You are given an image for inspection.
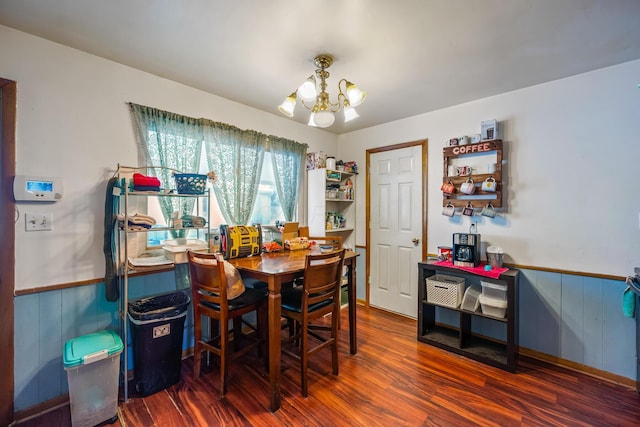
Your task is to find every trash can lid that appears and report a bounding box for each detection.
[128,290,191,321]
[63,329,123,368]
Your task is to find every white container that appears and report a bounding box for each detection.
[426,274,465,308]
[162,238,208,263]
[326,156,336,170]
[481,281,507,301]
[460,285,481,312]
[479,294,508,318]
[486,246,504,267]
[63,330,123,427]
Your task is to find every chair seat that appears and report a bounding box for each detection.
[201,287,268,311]
[242,277,269,289]
[281,285,332,313]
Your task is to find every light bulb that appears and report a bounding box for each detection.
[343,106,359,123]
[297,76,317,103]
[345,81,366,107]
[278,93,297,117]
[313,110,335,128]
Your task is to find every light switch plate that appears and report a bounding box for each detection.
[25,213,52,231]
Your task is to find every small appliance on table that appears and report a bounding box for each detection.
[452,233,481,267]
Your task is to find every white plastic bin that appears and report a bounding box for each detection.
[479,294,508,318]
[63,330,123,427]
[461,286,481,312]
[481,281,507,301]
[161,238,208,263]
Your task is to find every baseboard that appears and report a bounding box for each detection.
[12,394,69,425]
[519,347,636,390]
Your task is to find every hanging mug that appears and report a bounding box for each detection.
[462,202,475,216]
[460,178,475,195]
[481,176,497,192]
[442,202,455,217]
[440,180,456,194]
[481,203,496,218]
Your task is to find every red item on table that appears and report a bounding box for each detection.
[433,260,508,279]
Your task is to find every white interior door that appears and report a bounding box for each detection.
[369,145,423,317]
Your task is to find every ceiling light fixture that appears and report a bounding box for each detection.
[278,54,366,128]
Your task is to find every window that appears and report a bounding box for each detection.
[146,149,285,247]
[129,103,307,248]
[249,152,285,225]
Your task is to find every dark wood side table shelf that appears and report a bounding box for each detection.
[417,260,520,372]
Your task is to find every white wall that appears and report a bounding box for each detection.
[339,59,640,277]
[0,25,338,290]
[4,22,640,288]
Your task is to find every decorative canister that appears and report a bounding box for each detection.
[437,246,452,261]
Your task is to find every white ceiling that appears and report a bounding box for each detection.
[1,0,640,134]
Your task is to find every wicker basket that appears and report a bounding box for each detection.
[426,274,465,308]
[174,174,207,194]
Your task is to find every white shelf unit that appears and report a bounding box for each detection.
[114,165,210,401]
[307,168,356,248]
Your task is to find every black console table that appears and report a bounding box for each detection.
[417,260,519,372]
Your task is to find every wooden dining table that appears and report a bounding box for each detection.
[228,248,359,412]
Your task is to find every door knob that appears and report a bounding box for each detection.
[412,238,420,246]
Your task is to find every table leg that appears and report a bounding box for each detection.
[347,258,358,355]
[267,276,282,411]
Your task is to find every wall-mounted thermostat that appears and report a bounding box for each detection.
[13,175,63,202]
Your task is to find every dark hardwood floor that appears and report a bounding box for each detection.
[15,306,640,426]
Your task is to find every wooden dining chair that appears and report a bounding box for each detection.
[280,249,346,397]
[187,250,268,397]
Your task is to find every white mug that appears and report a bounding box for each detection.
[442,202,455,217]
[481,203,496,218]
[456,165,472,176]
[460,178,475,195]
[481,177,497,192]
[458,136,469,145]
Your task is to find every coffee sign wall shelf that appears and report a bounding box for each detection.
[442,139,503,208]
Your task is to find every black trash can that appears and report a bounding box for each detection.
[128,290,191,396]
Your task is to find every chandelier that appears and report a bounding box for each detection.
[278,54,366,128]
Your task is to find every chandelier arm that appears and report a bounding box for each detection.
[327,97,342,112]
[299,99,316,111]
[338,78,348,95]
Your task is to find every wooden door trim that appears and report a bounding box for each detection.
[365,139,428,306]
[1,78,16,425]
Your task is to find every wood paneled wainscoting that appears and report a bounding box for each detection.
[16,305,640,426]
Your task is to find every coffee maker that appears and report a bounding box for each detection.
[453,233,481,267]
